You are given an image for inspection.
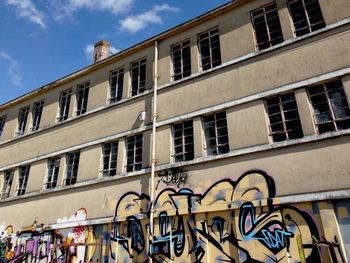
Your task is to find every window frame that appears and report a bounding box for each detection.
[307,79,350,134]
[16,106,30,136]
[265,92,304,142]
[171,39,192,81]
[76,82,90,116]
[45,157,61,189]
[109,67,124,103]
[1,170,14,199]
[126,134,143,172]
[0,115,7,140]
[65,151,80,186]
[102,141,118,176]
[17,165,30,196]
[202,111,229,156]
[130,58,147,97]
[198,27,222,71]
[287,0,326,37]
[250,1,284,51]
[172,120,194,162]
[31,100,44,132]
[58,88,72,122]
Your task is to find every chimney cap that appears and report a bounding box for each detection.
[94,40,111,48]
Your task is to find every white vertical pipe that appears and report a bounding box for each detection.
[149,40,159,263]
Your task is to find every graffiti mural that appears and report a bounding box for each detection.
[112,170,322,262]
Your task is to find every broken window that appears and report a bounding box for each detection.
[126,134,143,172]
[17,106,30,136]
[266,92,304,142]
[251,2,284,51]
[173,120,194,162]
[287,0,325,37]
[46,157,60,189]
[0,115,6,140]
[198,27,222,71]
[31,100,44,131]
[102,141,118,176]
[65,152,80,186]
[1,170,14,199]
[171,39,191,81]
[203,111,229,156]
[58,88,72,122]
[17,165,30,196]
[76,82,90,116]
[131,58,146,96]
[307,79,350,134]
[110,67,124,103]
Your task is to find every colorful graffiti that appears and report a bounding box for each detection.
[111,170,322,262]
[0,209,107,263]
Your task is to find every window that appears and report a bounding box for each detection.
[251,2,284,51]
[266,92,304,142]
[17,165,30,196]
[198,28,221,71]
[76,82,90,116]
[110,68,124,103]
[131,58,146,96]
[173,120,194,162]
[307,80,350,134]
[65,152,80,186]
[203,111,229,155]
[1,170,14,199]
[102,141,118,176]
[17,106,30,136]
[0,115,6,140]
[126,134,143,172]
[171,40,191,81]
[31,100,44,131]
[287,0,325,37]
[45,157,60,189]
[58,88,72,122]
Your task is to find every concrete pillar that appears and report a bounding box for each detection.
[193,116,204,158]
[276,0,295,40]
[227,100,269,150]
[57,155,67,187]
[142,130,152,169]
[342,74,350,104]
[190,35,200,74]
[117,138,126,174]
[295,88,316,136]
[9,168,18,197]
[155,125,171,165]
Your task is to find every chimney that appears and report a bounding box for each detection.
[93,40,111,63]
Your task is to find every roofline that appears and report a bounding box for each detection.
[0,0,245,110]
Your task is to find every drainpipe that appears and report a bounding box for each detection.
[149,40,159,262]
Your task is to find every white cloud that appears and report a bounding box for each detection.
[120,4,179,34]
[0,51,23,87]
[49,0,135,21]
[84,43,119,62]
[5,0,47,28]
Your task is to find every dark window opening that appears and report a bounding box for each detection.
[131,59,146,96]
[46,157,60,189]
[76,82,90,116]
[251,2,284,51]
[17,165,30,196]
[65,152,80,186]
[110,68,124,103]
[17,106,30,136]
[0,115,7,140]
[173,120,194,162]
[1,170,14,199]
[308,80,350,134]
[198,28,222,71]
[58,88,72,122]
[126,134,143,172]
[266,92,304,142]
[31,100,44,131]
[102,141,118,176]
[287,0,325,37]
[203,111,229,155]
[171,40,191,81]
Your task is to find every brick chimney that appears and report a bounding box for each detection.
[93,40,111,63]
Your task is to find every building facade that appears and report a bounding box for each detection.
[0,0,350,262]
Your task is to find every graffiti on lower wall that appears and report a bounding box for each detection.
[0,170,347,262]
[111,170,322,262]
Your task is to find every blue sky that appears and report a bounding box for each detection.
[0,0,229,105]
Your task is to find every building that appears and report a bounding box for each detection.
[0,0,349,262]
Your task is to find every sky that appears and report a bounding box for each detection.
[0,0,230,105]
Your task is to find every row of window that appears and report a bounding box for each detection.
[2,79,349,198]
[0,0,328,141]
